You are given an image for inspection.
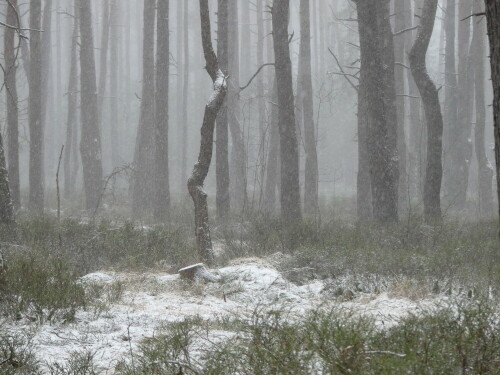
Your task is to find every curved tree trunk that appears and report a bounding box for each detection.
[272,0,302,223]
[188,0,227,265]
[5,0,20,210]
[409,0,443,221]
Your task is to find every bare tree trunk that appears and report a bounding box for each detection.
[64,0,79,199]
[154,0,170,222]
[473,0,493,218]
[484,0,500,224]
[355,0,398,222]
[0,132,14,225]
[299,0,319,216]
[409,0,443,221]
[442,0,458,204]
[79,0,104,211]
[272,0,302,223]
[264,80,280,212]
[109,0,120,168]
[188,0,227,265]
[180,0,190,190]
[357,77,372,220]
[132,0,156,214]
[216,0,230,220]
[394,0,408,214]
[228,0,248,214]
[29,0,44,212]
[98,0,110,127]
[256,0,266,210]
[4,0,20,210]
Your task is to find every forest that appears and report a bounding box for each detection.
[0,0,499,373]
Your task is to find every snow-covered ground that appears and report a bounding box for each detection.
[4,257,443,373]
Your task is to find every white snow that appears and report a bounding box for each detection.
[3,257,444,373]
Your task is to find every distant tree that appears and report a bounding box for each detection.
[98,0,110,127]
[0,133,14,225]
[298,0,319,216]
[484,0,500,224]
[132,0,156,214]
[4,0,20,210]
[355,0,399,222]
[272,0,302,223]
[109,0,120,168]
[79,0,104,210]
[216,0,230,220]
[28,0,44,212]
[154,0,171,222]
[409,0,443,221]
[188,0,227,265]
[64,0,80,199]
[180,0,190,189]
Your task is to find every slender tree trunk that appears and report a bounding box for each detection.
[29,0,44,212]
[409,0,443,221]
[132,0,156,213]
[473,0,493,218]
[98,0,110,127]
[299,0,319,216]
[5,0,20,210]
[109,0,120,168]
[188,0,227,265]
[264,80,280,212]
[272,0,302,223]
[484,0,500,224]
[79,0,104,211]
[395,0,408,213]
[442,0,458,203]
[0,132,14,225]
[356,0,398,222]
[257,0,266,210]
[181,0,190,190]
[64,0,79,198]
[228,0,248,214]
[216,0,230,220]
[154,0,171,222]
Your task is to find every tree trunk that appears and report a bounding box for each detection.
[4,0,20,210]
[355,0,398,222]
[188,0,227,266]
[264,80,280,212]
[216,0,230,220]
[180,0,190,190]
[228,0,248,214]
[79,0,104,211]
[98,0,110,129]
[484,0,500,224]
[357,76,372,220]
[473,0,493,218]
[0,132,14,225]
[154,0,170,222]
[257,0,266,210]
[272,0,302,223]
[299,0,319,216]
[109,0,120,168]
[64,0,80,199]
[29,0,44,212]
[132,0,156,214]
[409,0,443,221]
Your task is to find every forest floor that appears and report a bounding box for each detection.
[6,256,448,373]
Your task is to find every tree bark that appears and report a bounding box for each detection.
[188,0,227,266]
[79,0,104,211]
[154,0,171,222]
[216,0,230,220]
[180,0,190,189]
[355,0,398,222]
[264,80,280,212]
[473,0,493,218]
[272,0,302,223]
[28,0,44,212]
[299,0,319,216]
[64,0,80,199]
[109,0,120,168]
[484,0,500,224]
[0,132,14,225]
[97,0,110,129]
[4,0,20,210]
[132,0,156,214]
[409,0,443,221]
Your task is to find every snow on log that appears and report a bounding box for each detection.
[178,263,220,283]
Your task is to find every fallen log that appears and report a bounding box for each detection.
[178,263,220,283]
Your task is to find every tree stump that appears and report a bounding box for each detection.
[178,263,220,283]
